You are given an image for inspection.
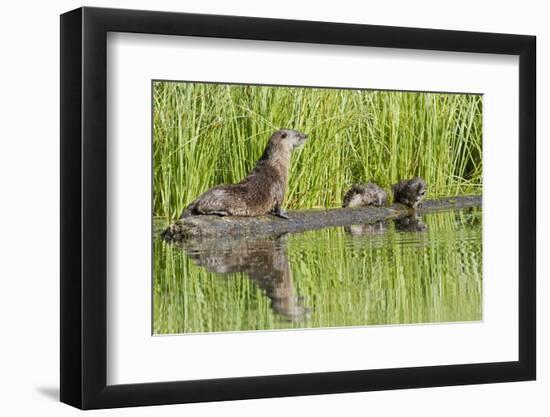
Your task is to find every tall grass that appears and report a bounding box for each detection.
[153,82,482,220]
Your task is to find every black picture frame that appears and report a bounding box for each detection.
[60,6,536,410]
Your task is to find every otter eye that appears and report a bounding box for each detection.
[281,133,287,139]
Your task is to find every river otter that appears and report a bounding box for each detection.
[181,129,307,219]
[392,177,427,209]
[342,183,387,208]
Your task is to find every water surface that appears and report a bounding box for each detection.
[153,208,482,334]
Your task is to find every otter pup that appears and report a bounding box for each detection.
[342,183,387,208]
[392,177,427,209]
[181,129,308,219]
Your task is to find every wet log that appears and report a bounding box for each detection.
[162,195,482,240]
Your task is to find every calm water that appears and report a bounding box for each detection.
[153,208,482,334]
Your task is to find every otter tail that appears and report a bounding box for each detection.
[160,202,196,241]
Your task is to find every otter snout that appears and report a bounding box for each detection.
[294,132,308,148]
[272,128,308,149]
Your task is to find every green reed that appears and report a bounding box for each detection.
[153,82,482,220]
[154,209,482,334]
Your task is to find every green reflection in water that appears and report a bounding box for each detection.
[153,208,482,334]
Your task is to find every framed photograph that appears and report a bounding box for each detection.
[60,6,536,409]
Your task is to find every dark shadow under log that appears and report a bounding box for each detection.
[162,195,482,240]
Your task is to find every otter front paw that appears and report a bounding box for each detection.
[272,203,289,220]
[275,212,290,220]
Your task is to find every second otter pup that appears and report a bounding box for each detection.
[181,129,308,219]
[342,183,387,208]
[392,177,427,209]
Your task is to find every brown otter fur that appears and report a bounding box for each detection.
[392,177,427,209]
[342,183,387,208]
[181,129,307,219]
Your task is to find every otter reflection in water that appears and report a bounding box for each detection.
[344,221,388,236]
[176,235,308,323]
[394,213,427,232]
[344,214,426,237]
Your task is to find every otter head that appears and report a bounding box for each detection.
[410,177,427,205]
[270,129,308,151]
